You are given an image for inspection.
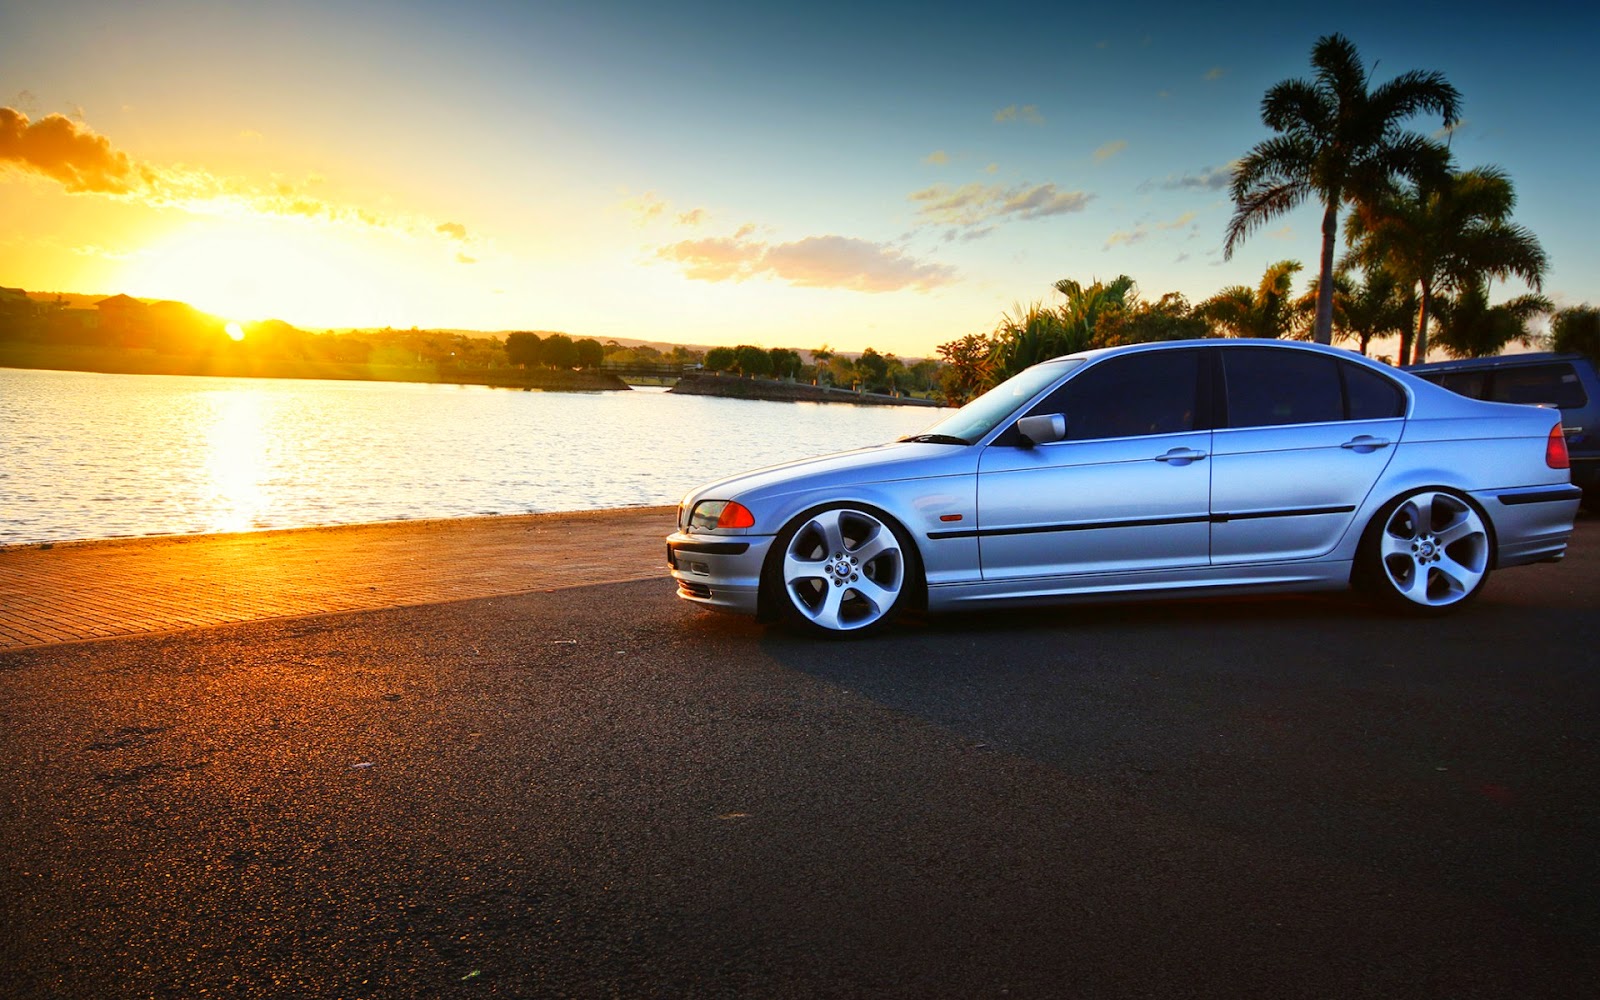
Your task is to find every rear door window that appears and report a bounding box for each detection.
[1222,349,1343,427]
[1342,363,1407,420]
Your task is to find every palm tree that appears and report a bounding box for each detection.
[989,275,1137,379]
[1297,267,1414,356]
[1224,33,1460,346]
[989,301,1074,379]
[1430,282,1551,359]
[1345,164,1547,363]
[1199,260,1308,339]
[1054,274,1137,347]
[810,343,834,385]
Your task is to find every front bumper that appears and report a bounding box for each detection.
[666,531,778,615]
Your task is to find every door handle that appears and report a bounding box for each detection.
[1154,448,1208,463]
[1340,435,1391,451]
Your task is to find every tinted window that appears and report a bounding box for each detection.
[1223,349,1342,427]
[1026,350,1199,441]
[1343,363,1406,420]
[1489,364,1589,409]
[1436,371,1489,399]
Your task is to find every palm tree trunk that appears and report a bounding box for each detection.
[1314,204,1338,345]
[1414,281,1434,364]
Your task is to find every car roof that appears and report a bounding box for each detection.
[1051,338,1394,369]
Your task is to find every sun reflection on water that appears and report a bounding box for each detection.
[201,389,272,533]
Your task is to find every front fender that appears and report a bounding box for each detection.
[750,476,979,590]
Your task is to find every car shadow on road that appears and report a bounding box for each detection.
[748,583,1600,935]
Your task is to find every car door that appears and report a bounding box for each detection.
[1210,348,1406,564]
[976,348,1212,580]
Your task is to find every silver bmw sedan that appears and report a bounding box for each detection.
[667,340,1580,636]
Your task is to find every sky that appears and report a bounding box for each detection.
[2,0,1596,357]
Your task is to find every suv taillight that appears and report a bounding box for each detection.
[1546,423,1569,469]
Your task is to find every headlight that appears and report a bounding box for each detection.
[689,500,756,531]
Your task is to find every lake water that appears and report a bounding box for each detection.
[0,368,948,546]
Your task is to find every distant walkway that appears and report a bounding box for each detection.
[0,507,674,650]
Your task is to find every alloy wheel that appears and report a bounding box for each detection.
[780,507,906,632]
[1378,490,1490,608]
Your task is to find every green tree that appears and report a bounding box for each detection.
[733,344,772,377]
[855,347,889,390]
[935,333,995,406]
[810,344,835,385]
[1199,260,1308,339]
[767,347,802,380]
[1094,292,1208,347]
[1430,283,1551,359]
[704,346,735,372]
[1056,275,1136,348]
[908,358,941,394]
[665,345,704,366]
[1224,33,1460,345]
[1550,306,1600,363]
[1345,164,1547,363]
[1303,268,1414,357]
[541,333,578,368]
[573,337,604,368]
[989,276,1136,381]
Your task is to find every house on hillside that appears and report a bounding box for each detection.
[0,286,40,340]
[94,293,151,347]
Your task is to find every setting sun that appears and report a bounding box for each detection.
[224,321,245,341]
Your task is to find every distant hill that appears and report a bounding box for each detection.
[14,288,920,362]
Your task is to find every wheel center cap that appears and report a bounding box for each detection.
[1417,538,1437,560]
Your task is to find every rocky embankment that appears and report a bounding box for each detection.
[667,373,941,406]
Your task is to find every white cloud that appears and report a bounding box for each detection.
[994,104,1045,125]
[1103,211,1197,250]
[1145,162,1237,192]
[1093,140,1128,162]
[655,232,956,292]
[909,181,1093,231]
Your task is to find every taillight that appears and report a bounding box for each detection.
[1546,423,1569,469]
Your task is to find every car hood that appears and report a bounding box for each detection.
[684,441,978,508]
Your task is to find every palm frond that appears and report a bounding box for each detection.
[1309,34,1367,110]
[1261,79,1330,135]
[1368,70,1462,129]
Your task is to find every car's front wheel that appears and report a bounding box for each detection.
[769,505,915,636]
[1360,488,1492,614]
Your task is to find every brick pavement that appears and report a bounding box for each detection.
[0,507,676,650]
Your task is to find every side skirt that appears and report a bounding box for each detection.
[925,560,1353,611]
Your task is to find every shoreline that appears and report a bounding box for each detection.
[668,371,943,406]
[0,504,678,554]
[0,347,630,392]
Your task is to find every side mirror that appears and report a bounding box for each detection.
[1016,413,1067,447]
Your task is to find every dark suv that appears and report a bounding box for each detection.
[1406,352,1599,504]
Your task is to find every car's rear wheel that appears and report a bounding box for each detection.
[769,505,914,636]
[1360,488,1491,614]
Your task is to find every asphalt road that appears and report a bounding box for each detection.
[3,521,1598,999]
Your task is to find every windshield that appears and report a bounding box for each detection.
[910,359,1083,443]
